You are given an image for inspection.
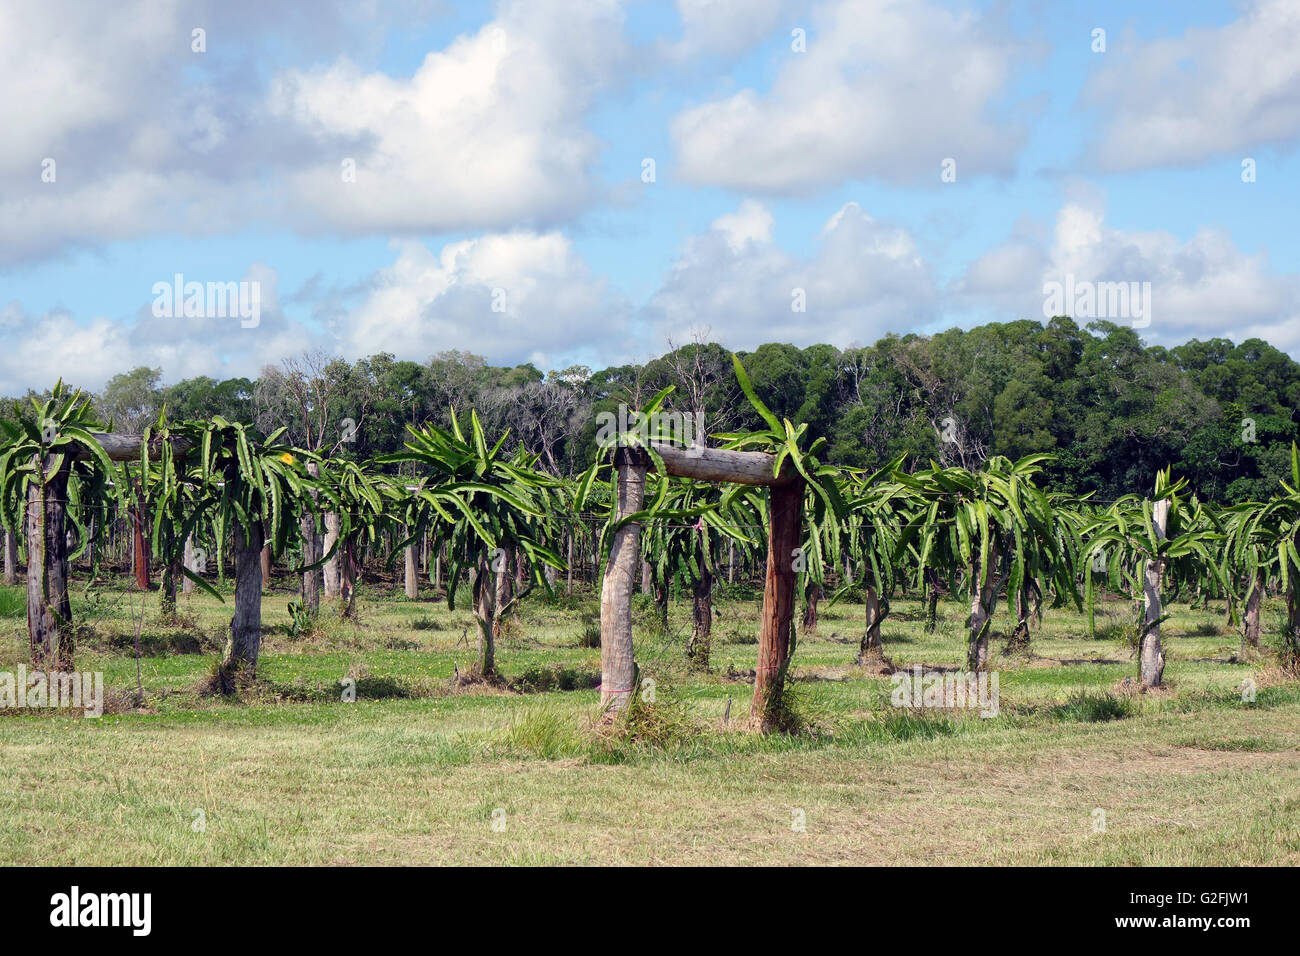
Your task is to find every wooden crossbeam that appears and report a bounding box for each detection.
[649,442,797,487]
[86,434,192,462]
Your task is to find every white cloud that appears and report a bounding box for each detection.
[269,0,625,233]
[670,0,1029,192]
[0,0,179,180]
[665,0,791,60]
[0,173,265,265]
[953,198,1300,351]
[0,0,616,263]
[711,198,776,250]
[646,199,936,348]
[336,232,630,369]
[1084,0,1300,171]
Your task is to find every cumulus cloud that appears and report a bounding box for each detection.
[646,199,937,349]
[663,0,792,61]
[711,198,776,250]
[670,0,1030,192]
[269,0,626,233]
[0,0,617,264]
[334,232,631,371]
[952,197,1300,351]
[1083,0,1300,171]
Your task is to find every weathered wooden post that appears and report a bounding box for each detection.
[339,531,361,617]
[404,527,419,600]
[130,494,150,590]
[221,517,264,688]
[859,582,884,665]
[1243,569,1264,653]
[301,461,322,612]
[26,455,73,669]
[494,545,514,614]
[1140,498,1170,689]
[182,534,197,595]
[565,533,573,595]
[323,511,341,598]
[259,543,272,592]
[600,447,648,714]
[753,479,802,730]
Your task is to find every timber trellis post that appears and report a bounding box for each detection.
[598,441,804,732]
[1140,497,1170,689]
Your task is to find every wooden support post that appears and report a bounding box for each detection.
[301,461,322,612]
[404,526,419,600]
[26,455,73,670]
[494,545,513,615]
[131,504,150,590]
[859,583,884,664]
[323,512,341,598]
[600,447,648,714]
[472,549,497,675]
[751,479,802,732]
[1140,498,1170,689]
[182,535,196,595]
[220,518,264,688]
[340,534,358,615]
[565,534,573,595]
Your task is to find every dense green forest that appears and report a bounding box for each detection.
[7,317,1297,503]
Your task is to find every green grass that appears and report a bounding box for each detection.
[0,585,24,619]
[0,571,1297,865]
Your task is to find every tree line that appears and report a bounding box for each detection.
[5,317,1297,504]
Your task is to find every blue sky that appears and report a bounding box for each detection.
[2,0,1297,392]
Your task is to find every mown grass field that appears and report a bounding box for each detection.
[1,572,1298,865]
